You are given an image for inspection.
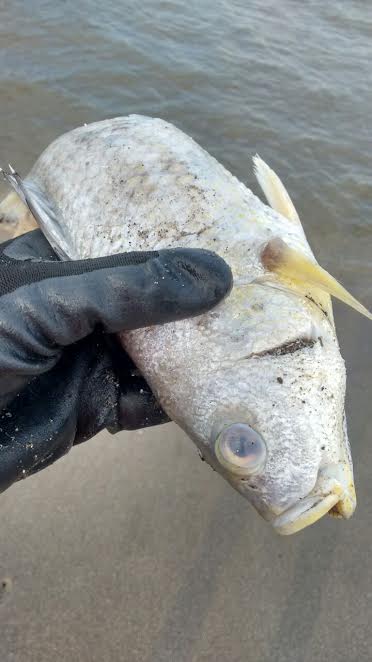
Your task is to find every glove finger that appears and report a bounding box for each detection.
[0,229,59,262]
[102,335,170,432]
[0,335,169,493]
[0,242,232,349]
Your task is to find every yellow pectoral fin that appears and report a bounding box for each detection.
[253,155,300,224]
[262,237,372,321]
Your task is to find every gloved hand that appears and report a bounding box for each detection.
[0,229,232,492]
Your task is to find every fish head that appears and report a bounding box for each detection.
[188,283,356,535]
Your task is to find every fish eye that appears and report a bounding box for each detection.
[215,423,267,476]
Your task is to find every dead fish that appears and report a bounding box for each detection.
[1,115,371,534]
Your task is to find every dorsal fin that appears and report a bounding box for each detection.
[253,155,300,223]
[262,237,372,321]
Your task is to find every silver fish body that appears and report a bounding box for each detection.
[2,115,358,534]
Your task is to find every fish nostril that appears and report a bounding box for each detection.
[240,479,258,489]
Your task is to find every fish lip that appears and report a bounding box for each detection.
[271,463,356,535]
[272,492,341,535]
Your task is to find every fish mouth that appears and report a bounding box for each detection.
[272,463,356,535]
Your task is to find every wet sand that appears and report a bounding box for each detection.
[2,414,372,662]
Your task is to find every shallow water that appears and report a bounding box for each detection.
[1,2,372,661]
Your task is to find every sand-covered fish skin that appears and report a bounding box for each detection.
[1,115,364,534]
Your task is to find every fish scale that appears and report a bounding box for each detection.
[2,114,369,534]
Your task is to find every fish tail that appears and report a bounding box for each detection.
[0,165,70,258]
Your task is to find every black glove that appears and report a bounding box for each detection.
[0,229,232,492]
